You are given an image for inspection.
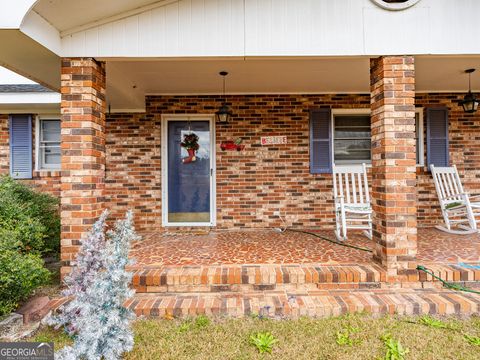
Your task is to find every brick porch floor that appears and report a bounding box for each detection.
[417,228,480,263]
[130,228,480,267]
[49,228,480,320]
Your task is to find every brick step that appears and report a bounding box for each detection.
[418,264,480,283]
[130,264,387,293]
[127,288,480,319]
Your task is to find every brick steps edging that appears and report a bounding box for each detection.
[418,264,480,283]
[130,263,480,293]
[126,288,480,319]
[48,288,480,320]
[130,264,387,293]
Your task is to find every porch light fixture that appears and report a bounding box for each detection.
[215,71,233,123]
[461,68,479,114]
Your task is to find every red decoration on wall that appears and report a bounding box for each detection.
[220,138,244,151]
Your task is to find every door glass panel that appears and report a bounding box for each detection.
[167,121,211,223]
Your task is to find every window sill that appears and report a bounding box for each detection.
[334,163,425,168]
[33,169,61,178]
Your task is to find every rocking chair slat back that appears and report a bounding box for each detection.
[358,172,364,203]
[430,164,477,234]
[431,165,464,203]
[351,173,357,204]
[333,164,370,206]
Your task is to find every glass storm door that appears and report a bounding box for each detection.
[166,120,213,225]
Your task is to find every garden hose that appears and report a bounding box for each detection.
[285,228,373,253]
[282,232,480,294]
[416,265,480,295]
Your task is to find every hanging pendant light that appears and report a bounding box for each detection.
[461,68,479,113]
[215,71,233,123]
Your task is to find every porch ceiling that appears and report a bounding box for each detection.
[105,56,480,112]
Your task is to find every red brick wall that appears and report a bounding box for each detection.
[104,93,480,232]
[105,113,161,231]
[2,93,479,232]
[0,114,61,197]
[0,114,9,173]
[107,94,366,232]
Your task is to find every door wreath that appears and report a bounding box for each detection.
[181,133,199,164]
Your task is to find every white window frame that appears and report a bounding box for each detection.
[331,108,424,167]
[35,115,61,171]
[415,110,425,167]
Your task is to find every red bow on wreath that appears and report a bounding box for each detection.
[181,133,199,164]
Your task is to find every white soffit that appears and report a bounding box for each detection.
[105,57,371,111]
[105,56,480,112]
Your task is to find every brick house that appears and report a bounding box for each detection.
[2,0,480,295]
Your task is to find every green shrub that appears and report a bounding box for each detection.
[0,197,46,253]
[0,249,50,316]
[0,176,60,255]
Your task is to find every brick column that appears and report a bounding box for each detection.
[60,58,106,277]
[370,56,417,282]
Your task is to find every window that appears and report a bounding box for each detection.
[310,109,426,174]
[333,114,371,164]
[37,118,61,170]
[331,109,424,166]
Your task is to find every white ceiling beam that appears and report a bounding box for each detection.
[21,11,62,55]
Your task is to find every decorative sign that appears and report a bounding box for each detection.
[261,136,287,146]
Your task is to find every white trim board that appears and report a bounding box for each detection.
[0,92,60,104]
[160,114,216,227]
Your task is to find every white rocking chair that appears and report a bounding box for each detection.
[430,164,480,234]
[332,164,373,241]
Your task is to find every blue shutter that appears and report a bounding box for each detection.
[426,108,449,168]
[9,115,32,179]
[310,109,332,174]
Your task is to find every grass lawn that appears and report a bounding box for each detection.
[30,313,480,359]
